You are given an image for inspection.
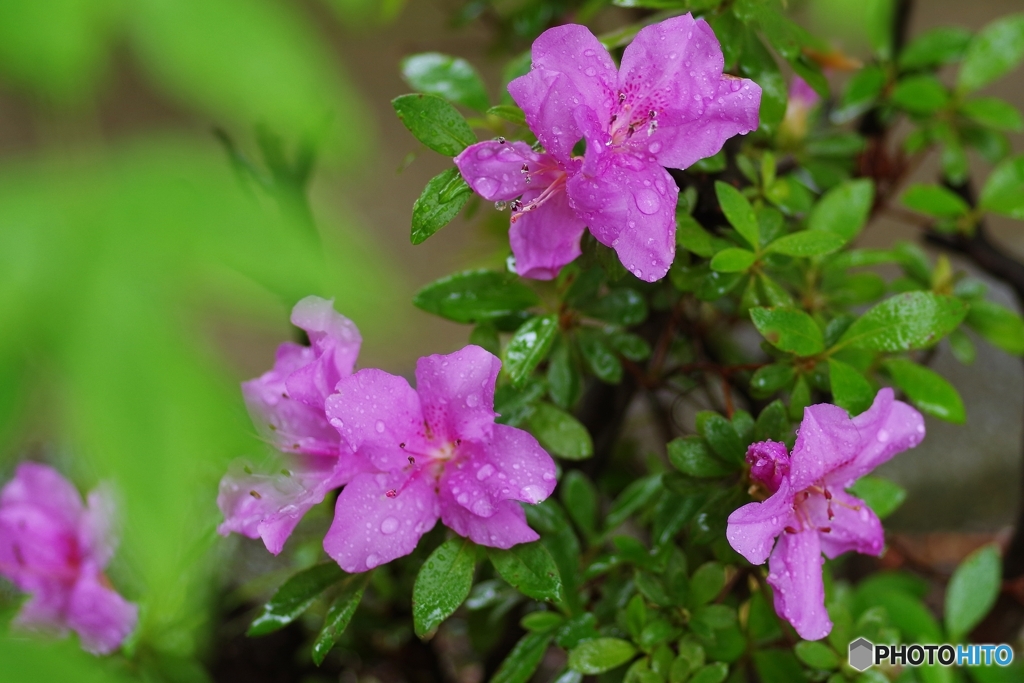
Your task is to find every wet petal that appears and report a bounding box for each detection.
[323,471,439,573]
[510,185,587,280]
[827,388,926,487]
[726,479,795,565]
[746,440,790,494]
[767,529,832,640]
[508,25,617,163]
[439,491,539,549]
[454,141,542,201]
[1,463,83,528]
[326,369,428,472]
[415,346,501,445]
[286,296,362,409]
[789,402,862,492]
[66,563,138,655]
[805,490,884,559]
[566,152,678,282]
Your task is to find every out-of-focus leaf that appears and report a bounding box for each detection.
[414,270,539,324]
[401,52,489,111]
[578,328,623,384]
[412,537,476,638]
[828,358,874,416]
[561,471,598,538]
[607,474,663,529]
[836,292,967,352]
[392,93,476,156]
[957,14,1024,93]
[0,638,133,683]
[753,650,806,683]
[980,155,1024,219]
[750,307,825,356]
[527,402,593,460]
[689,562,725,607]
[965,300,1024,355]
[249,563,346,636]
[739,32,786,135]
[807,179,875,241]
[676,214,715,258]
[795,641,839,669]
[547,339,581,409]
[891,75,949,115]
[492,631,554,683]
[411,168,471,244]
[849,476,907,520]
[504,315,559,387]
[312,573,369,664]
[945,544,1001,641]
[667,437,734,478]
[582,288,647,326]
[960,97,1024,132]
[882,358,965,423]
[901,184,971,218]
[899,26,972,71]
[710,248,757,273]
[865,0,895,60]
[487,104,527,127]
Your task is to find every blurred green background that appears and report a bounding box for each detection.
[0,1,1021,681]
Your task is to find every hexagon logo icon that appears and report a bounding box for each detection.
[849,638,874,672]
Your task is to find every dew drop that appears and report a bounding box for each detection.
[475,176,499,196]
[648,141,662,154]
[494,200,508,211]
[380,517,399,535]
[635,188,661,215]
[375,420,385,433]
[520,485,545,503]
[877,429,890,443]
[584,67,597,77]
[476,464,495,481]
[366,553,380,568]
[457,493,469,505]
[466,393,479,408]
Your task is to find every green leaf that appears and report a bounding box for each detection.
[835,66,886,122]
[411,167,471,244]
[849,476,907,520]
[765,231,846,257]
[795,641,839,670]
[527,402,594,460]
[561,471,598,538]
[248,563,345,636]
[966,300,1024,355]
[807,179,875,241]
[751,363,795,396]
[710,248,757,272]
[836,292,967,352]
[865,0,895,60]
[739,32,787,135]
[487,104,527,127]
[960,97,1024,132]
[311,574,369,665]
[882,358,965,423]
[578,329,623,384]
[582,288,647,326]
[765,175,814,216]
[522,611,564,633]
[412,537,476,638]
[392,93,476,156]
[414,270,538,324]
[891,75,950,115]
[504,315,559,387]
[547,339,581,409]
[901,184,971,218]
[689,562,725,607]
[828,358,874,416]
[607,474,663,529]
[750,307,825,356]
[980,155,1024,219]
[489,542,563,603]
[492,632,555,683]
[714,182,759,248]
[676,214,715,258]
[668,437,734,478]
[957,14,1024,93]
[400,52,489,112]
[568,638,638,674]
[753,400,790,442]
[753,650,805,683]
[899,26,972,71]
[695,412,745,464]
[945,544,1001,641]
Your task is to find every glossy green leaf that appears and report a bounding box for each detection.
[807,179,875,241]
[248,563,345,636]
[696,412,745,464]
[710,248,757,272]
[689,562,725,607]
[489,541,563,603]
[578,328,623,384]
[849,476,907,519]
[487,104,527,127]
[547,339,581,409]
[960,97,1024,132]
[739,32,787,135]
[561,471,598,538]
[411,167,471,244]
[311,573,370,665]
[751,363,795,396]
[607,474,663,529]
[568,638,638,674]
[836,292,967,352]
[668,437,734,478]
[414,270,538,324]
[965,300,1024,355]
[901,184,971,218]
[714,181,759,248]
[980,155,1024,219]
[521,611,564,633]
[899,26,972,71]
[883,358,965,423]
[492,632,554,683]
[765,175,814,216]
[945,544,1001,641]
[676,214,715,257]
[957,14,1024,93]
[753,400,790,442]
[392,93,476,156]
[750,307,825,356]
[400,52,489,111]
[527,402,594,460]
[504,315,559,387]
[828,358,874,416]
[582,288,647,326]
[765,231,846,257]
[412,537,476,638]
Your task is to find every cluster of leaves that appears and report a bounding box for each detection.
[228,2,1024,683]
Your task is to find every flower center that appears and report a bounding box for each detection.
[510,172,568,223]
[606,91,660,147]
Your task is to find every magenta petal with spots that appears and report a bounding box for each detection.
[0,463,137,654]
[726,389,924,639]
[509,186,587,280]
[323,346,556,572]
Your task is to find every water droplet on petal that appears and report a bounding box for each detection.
[375,420,385,433]
[475,176,499,196]
[584,67,597,77]
[877,429,890,443]
[635,188,661,215]
[476,464,495,481]
[380,517,399,535]
[366,553,380,568]
[519,485,545,504]
[466,393,479,407]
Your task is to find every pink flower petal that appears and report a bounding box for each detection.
[788,402,862,492]
[508,25,617,164]
[454,141,541,201]
[807,490,884,559]
[767,529,832,640]
[324,471,440,573]
[327,369,429,472]
[510,186,587,280]
[286,296,362,410]
[66,563,138,655]
[78,488,117,569]
[726,479,795,565]
[415,346,501,445]
[438,482,539,549]
[1,463,83,528]
[0,499,80,592]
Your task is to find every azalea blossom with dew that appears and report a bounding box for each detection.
[323,345,556,572]
[455,14,761,282]
[218,296,369,554]
[726,389,925,640]
[0,463,137,654]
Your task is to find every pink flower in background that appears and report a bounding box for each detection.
[456,14,760,282]
[0,463,137,654]
[218,296,368,555]
[726,389,925,640]
[781,76,822,141]
[323,345,556,572]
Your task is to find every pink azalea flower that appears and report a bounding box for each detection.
[323,345,556,572]
[726,389,925,640]
[455,14,761,282]
[0,463,137,654]
[218,296,368,554]
[781,75,822,141]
